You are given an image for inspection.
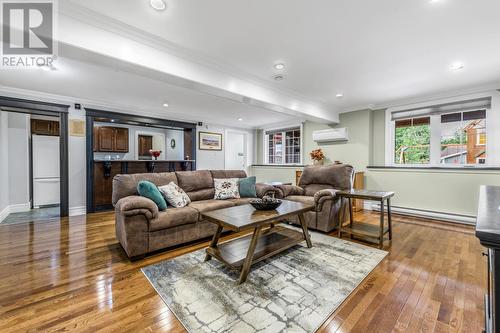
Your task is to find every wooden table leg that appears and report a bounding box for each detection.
[239,226,263,284]
[298,213,312,248]
[348,198,354,239]
[338,199,344,238]
[348,198,354,227]
[204,225,223,262]
[379,199,385,249]
[387,198,392,240]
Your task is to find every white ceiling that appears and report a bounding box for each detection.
[0,47,297,128]
[65,0,500,111]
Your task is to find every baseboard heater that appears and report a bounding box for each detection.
[366,203,476,225]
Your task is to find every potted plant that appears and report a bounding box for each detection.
[310,148,325,166]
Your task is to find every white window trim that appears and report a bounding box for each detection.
[263,123,303,165]
[385,91,499,168]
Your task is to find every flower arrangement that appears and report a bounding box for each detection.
[309,148,325,161]
[149,150,162,160]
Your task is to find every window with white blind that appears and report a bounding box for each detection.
[387,96,491,166]
[264,126,302,165]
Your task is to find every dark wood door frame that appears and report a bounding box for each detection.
[0,96,70,217]
[85,108,197,213]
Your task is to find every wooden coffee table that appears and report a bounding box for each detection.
[201,200,314,284]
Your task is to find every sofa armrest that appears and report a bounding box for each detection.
[274,184,305,199]
[255,183,278,198]
[313,189,340,210]
[115,195,159,219]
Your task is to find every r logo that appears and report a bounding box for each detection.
[2,2,53,55]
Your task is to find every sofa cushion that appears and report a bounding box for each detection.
[175,170,215,201]
[228,198,253,206]
[158,182,191,208]
[214,178,240,200]
[112,172,177,206]
[210,170,247,179]
[149,206,199,231]
[285,195,315,206]
[188,199,235,216]
[239,176,257,198]
[298,164,354,191]
[137,180,167,211]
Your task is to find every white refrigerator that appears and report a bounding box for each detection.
[32,135,60,208]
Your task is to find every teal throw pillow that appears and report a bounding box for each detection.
[137,180,167,211]
[239,176,257,198]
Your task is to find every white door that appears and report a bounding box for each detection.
[225,131,247,170]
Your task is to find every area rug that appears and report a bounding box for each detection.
[142,227,387,333]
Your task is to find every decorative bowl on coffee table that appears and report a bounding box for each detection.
[249,198,282,210]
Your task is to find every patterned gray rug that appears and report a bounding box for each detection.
[142,227,387,333]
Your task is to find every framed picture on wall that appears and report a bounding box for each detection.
[199,131,223,151]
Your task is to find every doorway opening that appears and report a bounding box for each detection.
[0,96,69,223]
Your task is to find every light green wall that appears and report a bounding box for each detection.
[251,108,498,218]
[371,109,386,166]
[303,110,373,172]
[367,168,500,217]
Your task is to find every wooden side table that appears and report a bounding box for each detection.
[336,189,395,249]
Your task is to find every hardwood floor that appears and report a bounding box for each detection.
[0,210,486,332]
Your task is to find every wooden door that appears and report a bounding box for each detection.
[114,128,129,152]
[138,135,153,158]
[97,127,114,152]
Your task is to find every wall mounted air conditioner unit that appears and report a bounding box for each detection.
[312,128,348,142]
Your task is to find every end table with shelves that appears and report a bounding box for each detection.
[337,189,394,249]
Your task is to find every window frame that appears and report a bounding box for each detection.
[386,107,491,168]
[263,123,303,165]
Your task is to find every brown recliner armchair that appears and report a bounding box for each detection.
[275,164,354,232]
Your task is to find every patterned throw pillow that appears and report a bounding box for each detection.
[214,178,240,200]
[158,182,191,208]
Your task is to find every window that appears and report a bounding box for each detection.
[394,117,430,164]
[440,110,486,165]
[265,126,301,164]
[390,108,488,166]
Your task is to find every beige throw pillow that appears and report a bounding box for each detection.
[214,178,240,200]
[158,182,191,208]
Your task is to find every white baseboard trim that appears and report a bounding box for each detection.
[69,206,87,217]
[0,206,9,223]
[367,203,476,225]
[9,203,31,213]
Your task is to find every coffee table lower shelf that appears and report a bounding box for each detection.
[206,227,305,271]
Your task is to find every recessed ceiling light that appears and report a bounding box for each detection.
[162,102,169,107]
[336,93,344,98]
[150,0,166,11]
[449,61,464,71]
[273,74,285,81]
[237,117,243,121]
[274,63,285,70]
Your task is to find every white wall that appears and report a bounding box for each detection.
[0,112,9,220]
[196,123,254,171]
[7,113,30,209]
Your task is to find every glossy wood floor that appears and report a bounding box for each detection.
[0,210,486,332]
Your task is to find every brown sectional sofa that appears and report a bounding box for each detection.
[112,169,276,259]
[275,164,354,232]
